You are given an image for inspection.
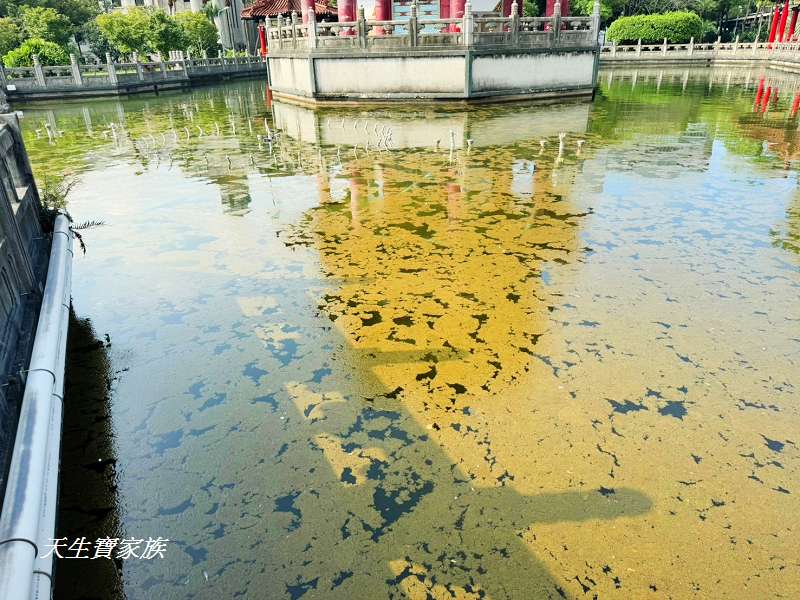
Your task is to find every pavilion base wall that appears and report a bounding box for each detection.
[267,48,598,104]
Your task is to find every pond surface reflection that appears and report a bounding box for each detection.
[20,71,799,599]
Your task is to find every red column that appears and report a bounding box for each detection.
[789,7,799,40]
[375,0,392,34]
[545,0,569,16]
[301,0,315,24]
[440,0,450,19]
[338,0,356,35]
[503,0,513,16]
[450,0,466,31]
[778,0,790,41]
[791,93,800,116]
[768,5,781,45]
[258,24,267,56]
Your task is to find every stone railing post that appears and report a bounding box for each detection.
[132,52,144,80]
[308,9,318,49]
[158,53,168,78]
[357,6,367,48]
[510,1,519,44]
[463,2,473,45]
[611,41,616,55]
[714,35,720,53]
[0,65,7,89]
[552,0,562,45]
[733,34,739,54]
[662,37,667,54]
[409,2,419,47]
[105,53,118,85]
[69,53,83,86]
[636,38,641,56]
[32,54,46,87]
[688,36,694,55]
[591,0,600,43]
[291,12,298,48]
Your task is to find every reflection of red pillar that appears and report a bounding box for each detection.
[301,0,315,23]
[789,8,799,40]
[338,0,356,35]
[791,93,800,117]
[769,5,781,45]
[779,0,790,41]
[762,86,772,111]
[258,25,267,56]
[754,78,765,111]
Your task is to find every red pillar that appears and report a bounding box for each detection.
[778,0,790,41]
[258,24,267,56]
[450,0,466,31]
[789,7,799,40]
[338,0,356,35]
[440,0,449,19]
[374,0,392,35]
[768,5,781,45]
[545,0,569,17]
[301,0,315,24]
[503,0,513,16]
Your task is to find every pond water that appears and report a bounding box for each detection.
[19,69,799,599]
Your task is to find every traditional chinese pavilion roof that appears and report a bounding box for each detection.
[241,0,335,19]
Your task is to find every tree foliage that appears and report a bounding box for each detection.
[146,9,186,56]
[3,36,68,65]
[606,11,704,42]
[0,16,21,56]
[175,11,219,55]
[0,0,99,30]
[19,6,72,46]
[97,9,188,58]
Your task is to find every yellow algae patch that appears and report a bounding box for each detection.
[286,382,346,421]
[313,433,387,485]
[236,296,279,317]
[388,559,489,600]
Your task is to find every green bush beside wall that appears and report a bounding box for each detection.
[606,12,704,44]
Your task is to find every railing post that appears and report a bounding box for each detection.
[0,65,7,89]
[552,0,561,45]
[357,6,367,48]
[132,52,144,80]
[732,34,738,54]
[636,37,641,56]
[68,53,83,86]
[409,2,418,47]
[158,53,168,78]
[308,9,318,49]
[463,1,473,45]
[291,11,298,48]
[611,41,616,55]
[688,36,694,55]
[714,35,720,53]
[662,37,667,54]
[591,0,600,43]
[105,53,118,85]
[32,54,46,87]
[510,1,519,44]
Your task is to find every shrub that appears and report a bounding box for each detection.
[606,12,704,44]
[3,37,70,66]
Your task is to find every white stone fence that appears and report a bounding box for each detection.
[267,0,598,53]
[600,36,800,61]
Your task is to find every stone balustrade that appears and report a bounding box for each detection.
[0,53,267,103]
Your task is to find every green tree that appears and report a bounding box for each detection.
[175,11,218,56]
[19,6,73,46]
[0,0,99,31]
[3,36,69,65]
[146,9,185,56]
[0,17,21,56]
[95,9,150,55]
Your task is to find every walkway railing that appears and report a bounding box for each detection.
[267,0,599,53]
[599,37,800,60]
[0,52,267,96]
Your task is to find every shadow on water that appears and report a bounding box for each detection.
[55,312,123,600]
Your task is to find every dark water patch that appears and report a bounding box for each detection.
[393,315,414,326]
[251,393,278,410]
[608,399,647,414]
[153,429,184,455]
[199,393,226,412]
[158,497,194,516]
[370,480,435,540]
[659,401,687,420]
[598,486,615,497]
[188,425,216,438]
[183,545,207,565]
[275,491,302,531]
[243,362,267,385]
[187,381,206,400]
[762,436,785,453]
[286,577,319,600]
[360,311,382,326]
[340,467,357,485]
[331,570,353,589]
[311,367,331,383]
